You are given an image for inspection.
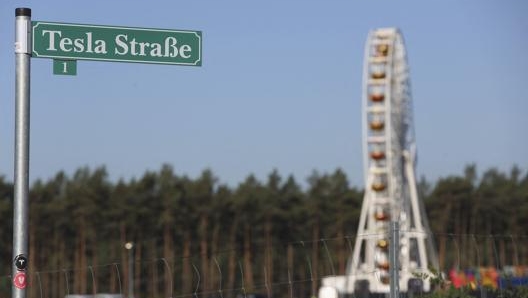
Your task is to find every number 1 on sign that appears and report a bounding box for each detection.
[53,59,77,76]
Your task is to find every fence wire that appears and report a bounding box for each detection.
[0,232,527,298]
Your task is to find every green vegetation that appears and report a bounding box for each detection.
[0,164,526,298]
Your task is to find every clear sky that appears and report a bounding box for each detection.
[0,0,527,188]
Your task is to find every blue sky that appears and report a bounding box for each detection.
[0,0,526,188]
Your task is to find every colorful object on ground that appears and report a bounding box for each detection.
[448,266,528,289]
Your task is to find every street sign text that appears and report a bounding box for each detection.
[32,21,202,66]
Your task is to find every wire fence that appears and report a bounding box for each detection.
[1,232,527,298]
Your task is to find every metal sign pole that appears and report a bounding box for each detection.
[13,7,31,298]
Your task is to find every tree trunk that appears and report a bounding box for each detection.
[311,220,320,296]
[287,243,294,272]
[120,222,128,298]
[486,222,494,267]
[299,260,306,298]
[438,236,446,271]
[29,222,37,298]
[469,199,480,267]
[92,240,98,295]
[81,222,87,294]
[149,240,159,298]
[264,218,273,298]
[287,243,294,297]
[182,231,192,295]
[454,200,463,268]
[438,202,452,270]
[337,227,345,274]
[200,215,209,294]
[226,215,239,293]
[499,238,506,269]
[52,228,60,298]
[243,223,254,291]
[60,241,67,297]
[134,240,142,298]
[109,242,117,293]
[209,222,220,292]
[74,233,80,293]
[459,204,469,269]
[76,217,87,294]
[163,224,174,298]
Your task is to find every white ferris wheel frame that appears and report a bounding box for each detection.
[319,28,438,297]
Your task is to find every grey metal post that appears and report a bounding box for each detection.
[125,242,134,298]
[13,7,31,298]
[389,221,400,298]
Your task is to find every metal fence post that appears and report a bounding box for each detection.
[389,221,400,298]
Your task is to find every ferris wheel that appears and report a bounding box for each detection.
[319,28,437,297]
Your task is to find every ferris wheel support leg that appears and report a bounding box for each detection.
[404,150,437,284]
[350,176,372,274]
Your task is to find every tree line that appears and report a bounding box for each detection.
[0,164,526,298]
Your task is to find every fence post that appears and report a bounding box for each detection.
[389,221,400,298]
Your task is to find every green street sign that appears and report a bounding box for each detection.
[32,21,202,66]
[53,59,77,75]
